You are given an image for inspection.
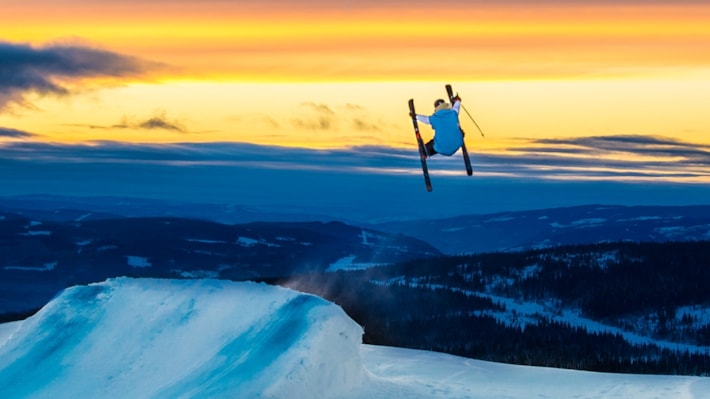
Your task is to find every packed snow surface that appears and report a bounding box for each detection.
[0,278,708,399]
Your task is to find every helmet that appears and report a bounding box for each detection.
[434,99,446,108]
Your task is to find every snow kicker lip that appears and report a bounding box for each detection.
[0,277,365,399]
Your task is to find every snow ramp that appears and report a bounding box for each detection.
[0,278,367,399]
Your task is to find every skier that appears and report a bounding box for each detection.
[410,95,463,156]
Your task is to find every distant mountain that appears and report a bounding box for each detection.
[0,194,339,224]
[0,214,439,316]
[5,197,708,256]
[370,205,710,254]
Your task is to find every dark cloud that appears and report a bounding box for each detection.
[426,134,703,184]
[534,135,710,153]
[0,127,36,139]
[260,116,281,129]
[0,141,412,172]
[352,118,381,132]
[516,135,710,169]
[292,116,333,131]
[1,134,707,182]
[292,102,336,130]
[138,117,185,132]
[291,102,385,134]
[2,138,709,222]
[69,113,187,133]
[0,41,154,111]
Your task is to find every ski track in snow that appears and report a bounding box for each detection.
[327,255,381,272]
[0,278,708,399]
[378,278,710,356]
[126,255,151,268]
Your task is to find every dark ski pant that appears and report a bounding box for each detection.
[425,140,437,156]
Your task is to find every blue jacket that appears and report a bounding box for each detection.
[416,101,463,156]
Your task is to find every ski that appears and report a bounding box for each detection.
[445,84,473,176]
[408,99,433,192]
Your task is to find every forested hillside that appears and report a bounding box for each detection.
[278,240,710,375]
[0,214,439,315]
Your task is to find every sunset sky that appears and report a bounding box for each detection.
[1,0,709,218]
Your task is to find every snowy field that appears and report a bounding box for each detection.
[0,278,708,399]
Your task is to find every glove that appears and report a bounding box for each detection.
[452,94,462,102]
[409,112,416,118]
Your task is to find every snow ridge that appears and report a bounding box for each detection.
[0,278,366,398]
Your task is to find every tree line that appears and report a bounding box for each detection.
[271,240,710,376]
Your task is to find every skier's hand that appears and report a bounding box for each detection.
[452,94,462,103]
[409,112,416,118]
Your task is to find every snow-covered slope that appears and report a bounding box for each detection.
[0,278,707,399]
[0,278,367,398]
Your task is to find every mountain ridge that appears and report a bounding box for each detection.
[369,204,710,254]
[3,195,708,255]
[0,214,439,315]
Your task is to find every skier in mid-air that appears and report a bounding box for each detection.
[410,95,463,157]
[408,85,474,191]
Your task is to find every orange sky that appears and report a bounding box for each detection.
[4,1,710,81]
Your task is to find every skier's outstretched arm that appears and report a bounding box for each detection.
[452,98,461,114]
[415,115,431,125]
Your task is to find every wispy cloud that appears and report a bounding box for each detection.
[67,113,188,133]
[0,140,411,173]
[530,135,710,162]
[135,117,185,132]
[291,102,336,131]
[291,102,384,134]
[111,113,187,133]
[0,41,155,111]
[0,127,36,139]
[352,118,381,133]
[467,135,710,182]
[0,134,707,182]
